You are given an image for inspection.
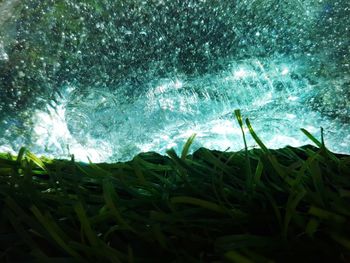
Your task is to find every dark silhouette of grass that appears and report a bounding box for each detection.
[0,110,349,262]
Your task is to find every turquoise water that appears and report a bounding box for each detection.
[0,0,349,162]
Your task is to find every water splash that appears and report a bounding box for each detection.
[0,0,349,162]
[1,55,345,162]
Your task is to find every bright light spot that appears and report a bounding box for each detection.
[160,134,170,141]
[210,120,236,135]
[0,145,14,154]
[288,95,299,101]
[0,42,9,61]
[138,143,153,153]
[159,98,175,110]
[154,84,167,94]
[33,105,70,144]
[286,113,296,119]
[152,78,183,95]
[253,91,273,106]
[180,128,199,139]
[31,91,113,162]
[210,120,246,135]
[70,145,108,163]
[166,142,177,149]
[304,125,318,133]
[233,68,248,79]
[174,79,183,89]
[268,135,302,147]
[281,67,289,75]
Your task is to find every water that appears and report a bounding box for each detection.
[0,0,349,162]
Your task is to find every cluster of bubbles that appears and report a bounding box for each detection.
[0,0,349,161]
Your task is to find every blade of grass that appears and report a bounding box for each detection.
[87,157,112,177]
[171,196,226,214]
[245,118,269,154]
[215,234,277,250]
[102,179,135,232]
[309,160,326,208]
[246,118,288,181]
[301,128,323,148]
[131,160,146,185]
[301,128,338,162]
[3,208,49,259]
[264,191,283,231]
[253,159,264,187]
[234,109,248,151]
[181,133,196,160]
[308,206,346,223]
[74,202,100,247]
[305,218,319,237]
[30,205,83,261]
[234,110,253,193]
[152,223,168,249]
[224,250,254,263]
[69,241,124,263]
[26,151,47,172]
[5,197,44,234]
[16,147,27,163]
[283,188,306,238]
[127,245,134,263]
[330,233,350,250]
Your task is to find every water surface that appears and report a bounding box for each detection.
[0,0,349,162]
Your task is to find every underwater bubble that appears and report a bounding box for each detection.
[0,0,349,162]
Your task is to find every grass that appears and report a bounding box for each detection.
[0,109,349,262]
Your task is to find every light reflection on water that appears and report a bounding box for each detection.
[1,56,346,163]
[0,1,349,162]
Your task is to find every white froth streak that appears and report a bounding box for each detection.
[24,60,349,162]
[31,88,113,162]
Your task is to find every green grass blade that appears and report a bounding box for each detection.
[254,159,263,186]
[245,118,269,153]
[234,110,254,193]
[152,224,168,249]
[74,202,100,247]
[3,208,48,259]
[234,109,248,150]
[215,234,277,250]
[181,133,196,160]
[308,206,346,223]
[5,197,43,233]
[102,179,135,232]
[264,192,283,231]
[309,160,326,207]
[30,205,83,261]
[330,233,350,250]
[171,196,226,214]
[26,151,47,171]
[300,128,323,148]
[224,250,254,263]
[16,147,27,163]
[305,218,319,237]
[283,189,306,238]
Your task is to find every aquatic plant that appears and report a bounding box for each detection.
[0,111,349,262]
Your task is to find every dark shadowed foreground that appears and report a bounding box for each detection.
[0,113,349,262]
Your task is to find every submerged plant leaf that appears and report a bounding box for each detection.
[181,133,196,160]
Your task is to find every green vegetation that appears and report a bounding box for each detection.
[0,110,349,262]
